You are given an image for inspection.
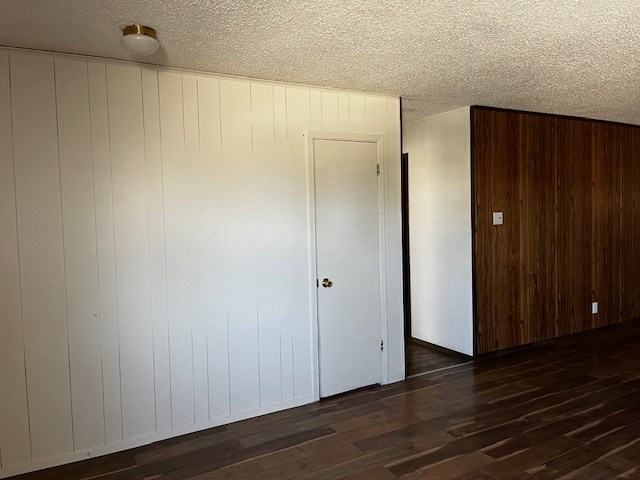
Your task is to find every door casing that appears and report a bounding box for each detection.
[305,131,389,401]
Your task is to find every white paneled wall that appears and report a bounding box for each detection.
[0,47,403,478]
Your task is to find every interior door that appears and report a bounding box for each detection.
[314,138,382,397]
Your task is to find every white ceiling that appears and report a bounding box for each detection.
[1,1,640,124]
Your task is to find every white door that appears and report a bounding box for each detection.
[314,138,382,398]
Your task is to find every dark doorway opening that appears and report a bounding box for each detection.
[401,152,411,339]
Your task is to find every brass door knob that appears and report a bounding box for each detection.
[322,278,333,288]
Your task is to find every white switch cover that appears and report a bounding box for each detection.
[493,212,504,225]
[592,302,598,314]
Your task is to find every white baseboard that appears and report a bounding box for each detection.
[0,394,316,479]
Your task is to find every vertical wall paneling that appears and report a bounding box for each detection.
[527,115,557,341]
[182,75,209,423]
[0,51,32,468]
[492,111,520,351]
[561,118,592,334]
[473,108,494,353]
[517,114,536,346]
[386,97,404,379]
[285,87,313,399]
[620,127,631,319]
[620,126,640,321]
[158,71,195,428]
[141,67,171,432]
[633,128,640,320]
[220,79,260,413]
[87,62,122,444]
[625,127,640,319]
[10,52,75,460]
[0,47,403,478]
[310,90,322,131]
[349,95,365,134]
[321,91,339,132]
[610,125,622,326]
[555,118,571,339]
[197,76,230,419]
[273,85,294,402]
[55,58,105,450]
[338,93,350,133]
[251,83,282,407]
[365,96,387,136]
[106,64,156,439]
[473,107,640,354]
[591,123,621,328]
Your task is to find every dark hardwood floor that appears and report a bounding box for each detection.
[13,321,640,479]
[405,339,470,376]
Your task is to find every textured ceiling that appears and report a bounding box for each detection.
[1,0,640,124]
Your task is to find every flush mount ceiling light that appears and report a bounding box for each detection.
[121,24,159,56]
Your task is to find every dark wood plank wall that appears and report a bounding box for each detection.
[473,107,640,354]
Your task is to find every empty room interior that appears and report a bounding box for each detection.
[1,1,640,479]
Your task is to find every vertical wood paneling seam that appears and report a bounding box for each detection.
[553,119,559,338]
[140,68,159,433]
[591,126,597,329]
[7,52,34,463]
[86,61,107,446]
[364,96,367,132]
[180,75,197,425]
[104,67,125,442]
[491,112,497,351]
[303,90,313,398]
[347,95,351,133]
[249,84,262,407]
[271,87,283,403]
[194,77,210,420]
[567,122,573,334]
[155,71,174,429]
[524,119,531,342]
[218,80,233,415]
[618,130,623,322]
[52,58,76,451]
[285,89,295,398]
[615,128,620,320]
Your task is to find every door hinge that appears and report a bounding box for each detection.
[380,339,384,351]
[376,164,380,176]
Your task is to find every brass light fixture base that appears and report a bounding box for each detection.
[122,24,157,39]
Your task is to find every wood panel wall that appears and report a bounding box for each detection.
[0,48,403,478]
[473,107,640,355]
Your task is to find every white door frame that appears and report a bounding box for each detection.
[305,131,389,401]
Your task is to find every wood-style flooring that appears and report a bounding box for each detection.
[405,339,470,376]
[13,321,640,480]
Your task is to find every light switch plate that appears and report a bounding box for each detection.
[493,212,504,225]
[592,302,598,314]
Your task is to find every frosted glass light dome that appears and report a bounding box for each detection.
[121,24,159,56]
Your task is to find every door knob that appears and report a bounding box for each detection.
[322,278,333,288]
